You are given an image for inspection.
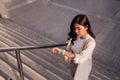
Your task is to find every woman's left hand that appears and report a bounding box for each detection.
[52,47,62,54]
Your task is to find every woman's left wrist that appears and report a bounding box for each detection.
[61,49,66,56]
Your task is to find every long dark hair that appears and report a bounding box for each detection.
[68,14,95,43]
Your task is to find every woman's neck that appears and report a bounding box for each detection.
[81,32,88,39]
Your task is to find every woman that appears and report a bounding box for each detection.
[52,14,96,80]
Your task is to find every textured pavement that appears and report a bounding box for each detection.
[0,0,120,79]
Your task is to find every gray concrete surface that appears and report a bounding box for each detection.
[0,0,120,79]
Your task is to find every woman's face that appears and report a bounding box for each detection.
[74,23,88,39]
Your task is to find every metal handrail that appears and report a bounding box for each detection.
[0,43,67,52]
[0,43,67,80]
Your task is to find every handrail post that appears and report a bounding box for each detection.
[15,50,24,80]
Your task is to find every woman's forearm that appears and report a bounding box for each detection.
[64,51,75,59]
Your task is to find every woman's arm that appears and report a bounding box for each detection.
[52,47,75,59]
[73,39,96,64]
[52,39,96,64]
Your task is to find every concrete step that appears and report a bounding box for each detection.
[0,57,28,80]
[0,75,5,80]
[89,60,120,80]
[90,60,120,80]
[0,70,11,80]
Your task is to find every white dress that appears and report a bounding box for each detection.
[71,34,96,80]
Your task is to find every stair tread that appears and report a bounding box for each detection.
[0,58,29,80]
[0,70,11,80]
[0,75,5,80]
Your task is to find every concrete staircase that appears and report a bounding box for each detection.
[0,18,120,80]
[0,18,72,80]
